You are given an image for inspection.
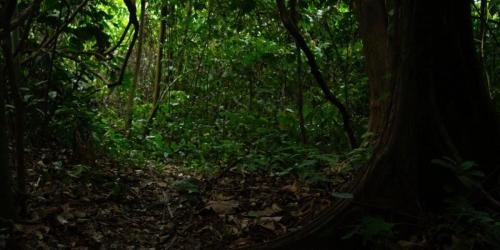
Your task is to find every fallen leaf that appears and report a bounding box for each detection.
[74,211,86,218]
[231,237,252,247]
[248,204,282,217]
[92,231,104,243]
[331,192,353,199]
[281,183,299,193]
[259,221,275,231]
[206,200,239,215]
[56,214,68,225]
[260,216,283,222]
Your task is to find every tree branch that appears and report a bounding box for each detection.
[8,0,43,30]
[276,0,358,148]
[103,21,132,56]
[20,0,90,65]
[107,0,139,88]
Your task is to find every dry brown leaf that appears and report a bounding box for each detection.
[214,193,233,201]
[271,203,282,213]
[240,219,249,230]
[280,183,298,193]
[249,203,282,217]
[260,216,282,222]
[259,221,275,231]
[231,237,252,247]
[206,200,239,215]
[56,214,68,225]
[92,231,104,243]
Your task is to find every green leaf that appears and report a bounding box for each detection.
[461,161,478,171]
[49,91,58,99]
[331,192,353,199]
[431,158,454,169]
[360,217,394,238]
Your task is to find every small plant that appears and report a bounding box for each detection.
[67,164,92,179]
[343,216,395,246]
[431,158,484,189]
[173,179,200,195]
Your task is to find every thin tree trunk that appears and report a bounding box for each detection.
[277,0,358,148]
[0,8,17,217]
[153,4,167,104]
[479,0,488,59]
[289,2,307,145]
[2,9,26,217]
[175,0,192,82]
[109,0,139,88]
[249,76,255,112]
[0,72,16,220]
[479,0,491,91]
[11,29,26,217]
[296,46,307,144]
[143,3,167,137]
[41,37,58,143]
[125,0,147,137]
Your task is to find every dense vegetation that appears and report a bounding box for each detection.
[1,0,499,249]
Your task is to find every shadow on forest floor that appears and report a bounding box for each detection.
[7,155,351,249]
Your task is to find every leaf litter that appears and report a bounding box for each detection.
[6,157,351,249]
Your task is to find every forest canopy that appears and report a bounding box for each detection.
[1,0,500,249]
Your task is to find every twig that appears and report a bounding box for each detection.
[162,191,174,219]
[21,0,90,65]
[8,0,43,30]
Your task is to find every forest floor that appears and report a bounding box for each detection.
[6,151,352,249]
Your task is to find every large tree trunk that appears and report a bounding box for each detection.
[358,0,500,211]
[352,0,394,135]
[243,1,500,249]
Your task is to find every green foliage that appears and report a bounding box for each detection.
[173,179,200,195]
[17,0,368,187]
[428,197,500,249]
[343,217,395,246]
[432,158,485,189]
[2,0,499,248]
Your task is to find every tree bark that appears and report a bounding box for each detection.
[2,5,26,217]
[277,0,358,149]
[108,0,139,88]
[351,0,394,136]
[125,0,147,137]
[0,74,16,220]
[0,0,19,220]
[479,0,488,60]
[296,44,307,144]
[242,1,500,249]
[143,3,167,137]
[153,4,167,104]
[359,0,500,211]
